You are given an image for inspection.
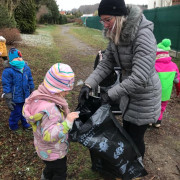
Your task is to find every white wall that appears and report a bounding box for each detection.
[148,0,172,9]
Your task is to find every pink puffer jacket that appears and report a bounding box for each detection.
[23,84,72,161]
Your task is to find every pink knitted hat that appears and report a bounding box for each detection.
[44,63,75,94]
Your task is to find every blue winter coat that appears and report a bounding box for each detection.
[2,62,34,103]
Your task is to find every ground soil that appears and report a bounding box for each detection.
[0,24,179,180]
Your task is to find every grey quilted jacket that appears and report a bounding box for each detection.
[85,5,161,125]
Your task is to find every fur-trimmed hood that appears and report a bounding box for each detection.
[120,5,143,43]
[122,5,154,43]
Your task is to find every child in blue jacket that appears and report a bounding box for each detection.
[2,48,34,131]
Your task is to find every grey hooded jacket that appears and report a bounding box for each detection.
[85,5,161,125]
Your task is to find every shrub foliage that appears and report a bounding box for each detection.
[38,0,60,24]
[14,0,36,34]
[0,4,16,28]
[59,15,68,24]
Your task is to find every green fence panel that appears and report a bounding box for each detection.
[144,5,180,51]
[81,17,87,25]
[81,16,103,30]
[86,16,104,30]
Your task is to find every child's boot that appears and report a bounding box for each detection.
[23,126,32,131]
[153,120,161,128]
[21,116,32,130]
[41,173,48,180]
[148,123,152,127]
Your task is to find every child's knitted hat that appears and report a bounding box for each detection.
[157,39,171,52]
[8,48,22,62]
[44,63,75,94]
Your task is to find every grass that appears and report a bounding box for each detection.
[75,54,96,63]
[18,25,62,89]
[49,24,99,64]
[69,26,108,50]
[172,56,180,69]
[36,24,57,34]
[19,45,61,89]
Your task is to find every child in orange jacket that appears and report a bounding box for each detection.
[0,36,8,60]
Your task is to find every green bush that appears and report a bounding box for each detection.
[38,0,60,24]
[74,18,83,26]
[66,15,76,19]
[59,15,67,24]
[14,0,36,34]
[39,12,53,24]
[0,5,16,28]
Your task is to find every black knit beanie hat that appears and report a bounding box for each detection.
[98,0,128,16]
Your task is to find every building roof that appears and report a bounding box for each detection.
[60,11,66,15]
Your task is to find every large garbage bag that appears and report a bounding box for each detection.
[69,96,147,179]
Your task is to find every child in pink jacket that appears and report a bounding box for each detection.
[23,63,79,180]
[154,39,180,127]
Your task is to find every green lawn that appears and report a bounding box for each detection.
[172,57,180,69]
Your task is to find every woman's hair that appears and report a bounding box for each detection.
[105,16,126,45]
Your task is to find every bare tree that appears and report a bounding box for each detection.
[36,5,49,22]
[164,0,172,6]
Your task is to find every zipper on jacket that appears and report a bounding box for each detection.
[13,87,15,100]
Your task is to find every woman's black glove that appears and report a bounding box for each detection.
[78,85,91,105]
[101,92,111,105]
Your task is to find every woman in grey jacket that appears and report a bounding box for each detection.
[78,0,161,158]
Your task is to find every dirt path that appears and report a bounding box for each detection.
[144,96,180,180]
[56,25,180,180]
[60,25,96,56]
[54,25,98,110]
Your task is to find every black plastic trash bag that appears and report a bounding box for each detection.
[69,96,147,180]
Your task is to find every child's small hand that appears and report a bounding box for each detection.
[66,112,79,123]
[0,52,2,56]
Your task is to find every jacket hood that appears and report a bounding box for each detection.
[156,56,172,63]
[120,5,142,43]
[3,60,28,74]
[121,5,154,44]
[3,60,10,68]
[23,98,54,124]
[0,36,6,42]
[23,84,70,124]
[3,60,28,69]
